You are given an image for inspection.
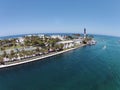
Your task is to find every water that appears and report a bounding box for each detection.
[0,35,120,90]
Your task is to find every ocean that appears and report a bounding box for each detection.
[0,35,120,90]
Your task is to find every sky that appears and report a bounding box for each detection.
[0,0,120,36]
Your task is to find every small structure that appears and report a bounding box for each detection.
[87,39,96,45]
[84,28,87,39]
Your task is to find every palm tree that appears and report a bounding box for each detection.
[38,41,45,47]
[66,36,73,40]
[8,54,12,61]
[21,49,26,57]
[28,51,33,56]
[19,52,24,59]
[42,48,48,54]
[54,44,59,51]
[14,54,18,60]
[10,50,15,57]
[2,51,7,57]
[0,40,2,46]
[12,38,17,47]
[83,39,87,44]
[0,56,4,65]
[0,47,4,51]
[36,47,40,52]
[59,44,64,50]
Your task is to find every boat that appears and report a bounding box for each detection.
[88,39,97,45]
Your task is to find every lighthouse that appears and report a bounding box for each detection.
[84,28,87,39]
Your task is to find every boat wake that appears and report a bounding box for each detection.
[102,45,107,50]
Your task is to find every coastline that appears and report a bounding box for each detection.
[0,44,86,69]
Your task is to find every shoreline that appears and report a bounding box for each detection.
[0,44,86,69]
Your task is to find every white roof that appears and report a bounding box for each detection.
[73,39,82,42]
[57,40,74,44]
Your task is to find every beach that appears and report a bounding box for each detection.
[0,44,85,69]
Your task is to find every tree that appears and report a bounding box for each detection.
[11,38,17,46]
[3,51,7,57]
[49,40,55,47]
[83,40,87,44]
[54,44,64,51]
[66,36,73,40]
[8,54,13,61]
[0,56,4,65]
[36,47,40,52]
[38,41,45,47]
[0,40,2,46]
[1,47,5,51]
[19,52,24,58]
[59,44,64,50]
[10,50,15,56]
[54,44,59,51]
[21,49,27,57]
[24,36,32,46]
[14,54,18,59]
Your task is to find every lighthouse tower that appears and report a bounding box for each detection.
[84,28,87,38]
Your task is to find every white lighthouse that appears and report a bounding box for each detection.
[84,28,87,39]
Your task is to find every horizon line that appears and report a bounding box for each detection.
[0,33,120,38]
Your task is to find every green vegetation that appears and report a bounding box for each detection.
[0,34,95,65]
[0,56,4,64]
[66,36,74,40]
[0,35,65,64]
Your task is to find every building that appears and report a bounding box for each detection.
[57,40,74,49]
[18,37,24,44]
[73,39,83,45]
[50,35,64,40]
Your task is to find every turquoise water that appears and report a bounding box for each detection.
[0,35,120,90]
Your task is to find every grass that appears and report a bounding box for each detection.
[4,45,23,50]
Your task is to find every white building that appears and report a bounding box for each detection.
[73,39,83,45]
[38,34,45,38]
[50,35,64,40]
[19,37,24,44]
[57,40,74,49]
[16,37,24,44]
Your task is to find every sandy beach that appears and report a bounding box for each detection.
[0,44,85,69]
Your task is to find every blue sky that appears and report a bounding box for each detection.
[0,0,120,36]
